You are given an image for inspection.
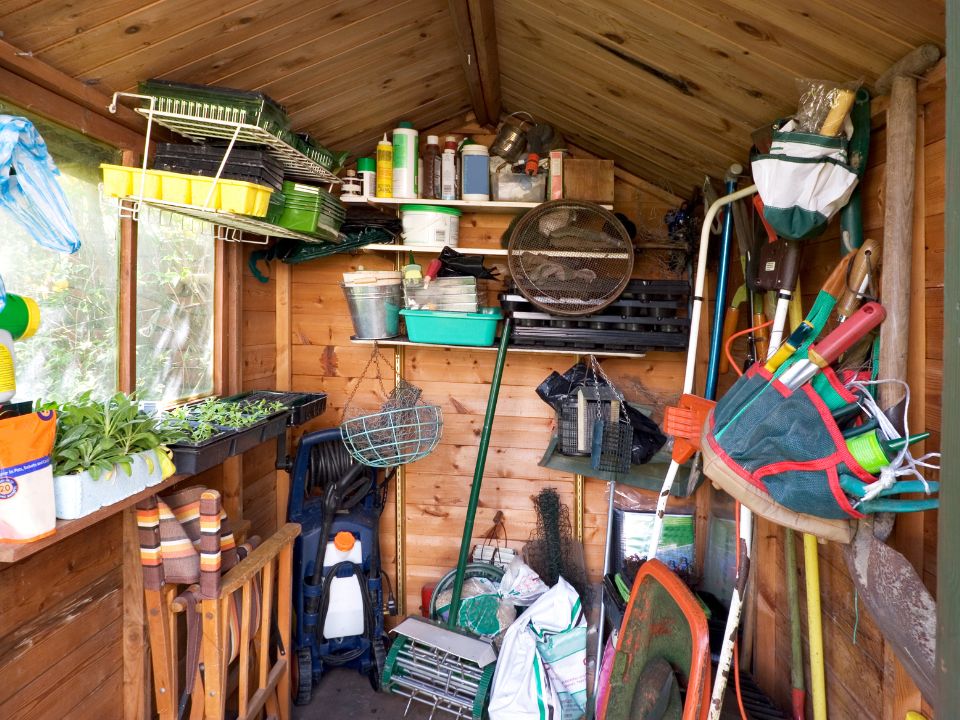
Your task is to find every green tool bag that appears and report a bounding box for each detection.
[702,364,877,542]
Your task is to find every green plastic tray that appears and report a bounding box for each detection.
[400,308,502,347]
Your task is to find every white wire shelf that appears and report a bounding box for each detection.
[350,336,646,358]
[133,107,341,185]
[116,196,342,245]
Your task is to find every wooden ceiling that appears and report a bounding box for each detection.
[0,0,946,194]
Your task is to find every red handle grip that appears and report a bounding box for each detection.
[809,301,886,367]
[425,259,442,280]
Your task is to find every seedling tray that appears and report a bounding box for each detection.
[221,390,328,426]
[167,432,234,475]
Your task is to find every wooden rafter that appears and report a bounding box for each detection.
[448,0,501,128]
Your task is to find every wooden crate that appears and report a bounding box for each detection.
[563,159,615,203]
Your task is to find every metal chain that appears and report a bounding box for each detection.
[340,343,394,422]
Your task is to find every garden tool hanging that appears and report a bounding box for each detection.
[381,324,512,720]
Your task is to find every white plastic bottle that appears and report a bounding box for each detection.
[322,531,365,638]
[392,121,418,199]
[440,136,458,201]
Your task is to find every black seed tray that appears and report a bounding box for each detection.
[168,434,233,475]
[499,278,690,353]
[221,390,328,427]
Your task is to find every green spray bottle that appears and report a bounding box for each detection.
[0,294,41,403]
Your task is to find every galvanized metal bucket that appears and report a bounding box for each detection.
[341,282,403,339]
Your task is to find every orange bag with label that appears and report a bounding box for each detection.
[0,410,57,541]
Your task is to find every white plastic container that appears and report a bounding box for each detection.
[53,448,166,520]
[392,121,418,199]
[401,204,461,247]
[322,532,365,638]
[461,144,491,201]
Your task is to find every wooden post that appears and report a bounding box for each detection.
[936,0,960,711]
[275,262,293,531]
[878,75,919,411]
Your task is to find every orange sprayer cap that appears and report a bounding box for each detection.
[334,531,355,552]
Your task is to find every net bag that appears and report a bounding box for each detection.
[701,364,872,543]
[339,346,442,467]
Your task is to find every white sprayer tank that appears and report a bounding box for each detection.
[322,531,366,639]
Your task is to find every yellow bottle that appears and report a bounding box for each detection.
[376,134,393,198]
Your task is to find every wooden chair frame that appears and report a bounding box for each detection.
[138,489,299,720]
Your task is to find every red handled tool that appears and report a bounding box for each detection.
[777,302,887,390]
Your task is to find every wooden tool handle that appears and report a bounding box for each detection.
[809,301,886,367]
[820,252,856,301]
[836,238,880,318]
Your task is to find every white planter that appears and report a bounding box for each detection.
[53,448,166,520]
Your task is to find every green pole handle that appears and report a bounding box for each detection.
[447,319,512,628]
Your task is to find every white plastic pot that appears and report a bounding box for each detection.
[53,448,166,520]
[401,204,460,247]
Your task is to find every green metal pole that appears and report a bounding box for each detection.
[937,0,960,710]
[448,319,512,627]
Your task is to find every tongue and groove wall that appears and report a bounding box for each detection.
[258,116,687,616]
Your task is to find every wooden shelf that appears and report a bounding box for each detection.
[0,473,190,564]
[341,195,613,214]
[362,243,629,259]
[350,336,646,358]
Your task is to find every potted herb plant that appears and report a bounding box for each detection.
[39,392,179,520]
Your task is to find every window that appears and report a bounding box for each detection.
[0,104,120,402]
[0,102,216,405]
[135,213,215,403]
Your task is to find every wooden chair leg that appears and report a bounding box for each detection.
[202,596,228,720]
[145,589,177,720]
[276,544,294,720]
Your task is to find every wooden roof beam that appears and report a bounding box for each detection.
[448,0,501,128]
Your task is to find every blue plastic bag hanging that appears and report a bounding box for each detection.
[0,115,81,255]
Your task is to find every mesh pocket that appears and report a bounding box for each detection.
[709,370,862,520]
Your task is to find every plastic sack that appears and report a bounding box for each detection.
[794,78,862,136]
[433,577,512,637]
[0,409,57,541]
[0,116,81,255]
[436,245,500,280]
[489,577,587,720]
[499,557,549,607]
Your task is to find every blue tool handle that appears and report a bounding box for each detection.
[704,176,738,401]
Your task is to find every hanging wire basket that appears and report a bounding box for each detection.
[340,403,442,467]
[339,346,443,467]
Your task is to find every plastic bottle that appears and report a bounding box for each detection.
[0,294,41,403]
[357,157,376,198]
[375,135,393,198]
[322,531,365,638]
[392,121,418,199]
[339,169,362,199]
[423,135,441,200]
[440,136,458,201]
[461,144,491,201]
